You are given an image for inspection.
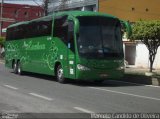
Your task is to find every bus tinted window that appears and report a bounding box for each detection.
[25,19,52,38]
[53,15,68,45]
[77,16,123,59]
[6,28,13,41]
[16,25,25,39]
[6,17,52,40]
[37,20,52,36]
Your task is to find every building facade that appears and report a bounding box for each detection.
[99,0,160,22]
[48,0,98,14]
[48,0,160,22]
[0,3,44,36]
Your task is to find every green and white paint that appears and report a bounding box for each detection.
[5,39,59,71]
[43,41,58,70]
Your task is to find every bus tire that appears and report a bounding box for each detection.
[17,61,23,75]
[13,61,18,74]
[94,80,104,84]
[56,65,66,83]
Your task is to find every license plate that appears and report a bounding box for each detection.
[100,74,108,77]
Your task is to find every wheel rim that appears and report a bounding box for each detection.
[18,66,21,74]
[17,62,22,75]
[14,63,16,70]
[13,63,17,73]
[58,68,63,80]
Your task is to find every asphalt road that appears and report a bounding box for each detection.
[0,61,160,118]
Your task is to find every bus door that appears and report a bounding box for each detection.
[54,16,76,79]
[67,20,76,79]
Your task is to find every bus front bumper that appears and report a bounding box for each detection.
[76,69,124,81]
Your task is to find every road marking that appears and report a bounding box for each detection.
[74,107,94,113]
[29,93,53,101]
[145,85,160,88]
[107,80,160,88]
[89,87,160,101]
[4,85,18,90]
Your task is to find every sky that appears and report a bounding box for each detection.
[2,0,43,6]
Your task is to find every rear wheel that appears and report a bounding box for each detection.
[56,65,66,83]
[13,61,18,74]
[17,61,23,75]
[94,80,104,84]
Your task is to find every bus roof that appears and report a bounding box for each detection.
[7,15,52,28]
[8,11,117,28]
[54,11,116,18]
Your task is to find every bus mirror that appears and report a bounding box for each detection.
[74,19,79,34]
[68,43,71,48]
[121,20,132,39]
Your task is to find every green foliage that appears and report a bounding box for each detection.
[131,20,160,72]
[131,20,160,40]
[0,37,5,45]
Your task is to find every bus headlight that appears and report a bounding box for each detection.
[77,64,90,71]
[117,66,124,70]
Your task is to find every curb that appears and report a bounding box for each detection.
[0,60,4,64]
[151,77,160,86]
[119,74,160,86]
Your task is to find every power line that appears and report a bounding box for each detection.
[32,0,43,7]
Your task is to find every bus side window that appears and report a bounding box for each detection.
[24,17,52,39]
[68,21,75,53]
[53,15,68,45]
[36,20,52,37]
[6,28,13,41]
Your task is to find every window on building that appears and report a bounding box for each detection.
[24,12,28,18]
[146,8,149,12]
[14,10,18,18]
[131,7,135,11]
[36,13,39,16]
[39,12,42,17]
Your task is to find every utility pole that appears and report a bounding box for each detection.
[0,0,4,37]
[44,0,48,16]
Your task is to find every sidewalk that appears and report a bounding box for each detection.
[121,67,160,86]
[0,58,4,63]
[125,66,160,75]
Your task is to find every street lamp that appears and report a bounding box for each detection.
[0,0,4,37]
[0,0,15,36]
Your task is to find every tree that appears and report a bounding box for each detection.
[44,0,49,16]
[0,37,5,46]
[131,20,160,72]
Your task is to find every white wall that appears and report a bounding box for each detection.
[154,47,160,69]
[135,43,160,69]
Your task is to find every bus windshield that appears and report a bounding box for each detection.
[77,16,123,59]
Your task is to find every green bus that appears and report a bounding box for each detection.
[5,11,131,83]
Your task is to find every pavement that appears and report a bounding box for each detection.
[123,67,160,86]
[0,58,4,62]
[125,66,160,75]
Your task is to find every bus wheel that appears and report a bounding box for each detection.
[94,80,104,84]
[13,61,18,74]
[56,65,66,83]
[17,61,22,75]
